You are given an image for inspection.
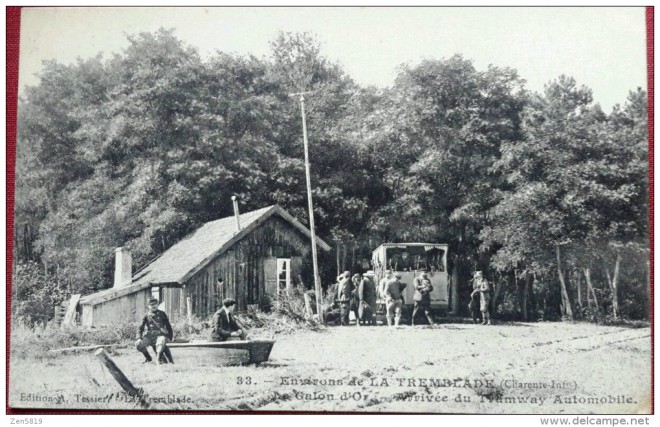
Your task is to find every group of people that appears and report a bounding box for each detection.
[328,269,435,327]
[135,296,247,364]
[134,270,494,363]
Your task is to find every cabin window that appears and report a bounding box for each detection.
[276,258,291,293]
[151,286,161,302]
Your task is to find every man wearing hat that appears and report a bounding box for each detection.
[358,271,377,326]
[350,274,363,327]
[470,271,492,325]
[412,270,434,326]
[136,296,174,364]
[385,273,406,327]
[209,298,247,341]
[336,271,353,326]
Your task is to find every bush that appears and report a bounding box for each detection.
[12,261,70,326]
[575,305,603,323]
[234,287,324,338]
[9,319,137,359]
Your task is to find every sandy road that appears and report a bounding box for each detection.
[8,322,651,413]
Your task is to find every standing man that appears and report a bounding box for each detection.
[136,296,174,365]
[385,273,405,327]
[412,270,434,326]
[377,270,394,326]
[337,272,353,326]
[378,270,393,300]
[468,289,482,324]
[470,271,492,325]
[350,274,362,326]
[358,272,377,326]
[209,298,247,341]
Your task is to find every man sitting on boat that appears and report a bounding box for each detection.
[209,298,248,342]
[136,296,174,364]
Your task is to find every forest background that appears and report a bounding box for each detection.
[12,30,650,325]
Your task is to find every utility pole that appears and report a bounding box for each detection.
[290,91,324,324]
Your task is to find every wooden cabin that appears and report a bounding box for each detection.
[78,205,331,327]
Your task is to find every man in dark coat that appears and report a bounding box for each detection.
[337,272,353,326]
[136,296,174,364]
[412,271,434,326]
[350,274,362,326]
[358,272,377,326]
[209,298,247,341]
[468,291,482,324]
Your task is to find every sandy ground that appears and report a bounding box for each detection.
[8,321,651,414]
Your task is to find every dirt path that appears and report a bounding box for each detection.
[9,322,651,413]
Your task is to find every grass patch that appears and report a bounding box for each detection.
[10,319,137,359]
[10,288,325,360]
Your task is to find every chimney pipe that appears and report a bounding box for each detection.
[114,247,132,288]
[232,196,241,232]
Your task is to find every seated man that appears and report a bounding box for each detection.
[136,297,174,364]
[209,298,248,342]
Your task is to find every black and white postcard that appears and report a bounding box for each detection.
[7,6,652,414]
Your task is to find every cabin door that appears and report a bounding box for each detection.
[264,257,277,299]
[264,257,292,309]
[276,258,293,308]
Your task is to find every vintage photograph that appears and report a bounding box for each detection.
[8,7,651,414]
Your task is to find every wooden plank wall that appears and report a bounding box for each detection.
[81,305,93,327]
[83,286,185,327]
[186,216,312,318]
[88,288,151,327]
[162,287,182,322]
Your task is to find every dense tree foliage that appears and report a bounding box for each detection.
[13,30,649,324]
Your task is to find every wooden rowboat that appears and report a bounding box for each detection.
[168,340,275,366]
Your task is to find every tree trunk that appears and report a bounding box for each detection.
[576,269,582,308]
[492,274,504,316]
[450,263,459,314]
[583,268,599,309]
[351,244,356,272]
[336,244,341,277]
[611,253,621,319]
[514,269,520,318]
[555,243,574,320]
[341,244,347,272]
[522,274,530,322]
[23,223,29,261]
[531,273,539,320]
[603,255,621,319]
[604,265,612,288]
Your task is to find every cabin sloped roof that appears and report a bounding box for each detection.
[80,205,331,305]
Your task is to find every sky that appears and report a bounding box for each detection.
[18,7,648,111]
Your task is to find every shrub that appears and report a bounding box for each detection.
[9,319,137,360]
[234,287,324,338]
[12,261,70,326]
